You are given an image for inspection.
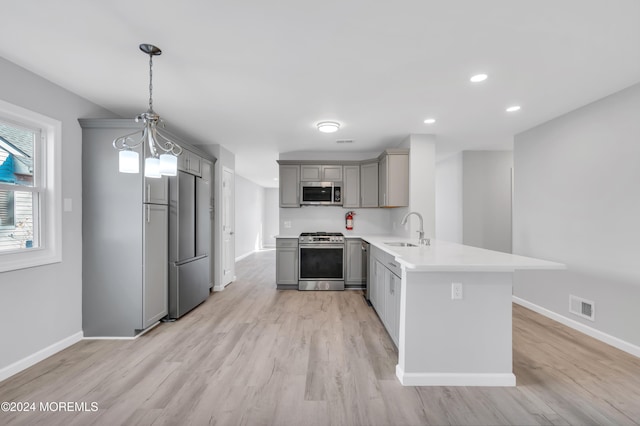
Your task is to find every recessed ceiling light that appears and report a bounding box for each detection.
[317,121,340,133]
[470,73,488,83]
[423,118,436,124]
[506,105,521,112]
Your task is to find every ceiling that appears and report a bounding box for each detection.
[2,1,639,188]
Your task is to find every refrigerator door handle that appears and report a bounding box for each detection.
[173,254,208,267]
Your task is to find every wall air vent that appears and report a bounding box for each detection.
[569,295,595,321]
[336,139,354,144]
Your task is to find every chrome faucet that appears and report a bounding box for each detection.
[400,211,430,246]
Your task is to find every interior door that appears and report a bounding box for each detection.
[222,167,235,285]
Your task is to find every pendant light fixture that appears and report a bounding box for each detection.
[112,44,182,177]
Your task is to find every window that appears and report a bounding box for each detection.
[0,99,61,272]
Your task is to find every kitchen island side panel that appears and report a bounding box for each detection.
[398,271,513,385]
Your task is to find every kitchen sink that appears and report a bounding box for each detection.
[384,242,418,247]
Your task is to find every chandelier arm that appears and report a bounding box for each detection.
[154,131,182,155]
[113,130,145,150]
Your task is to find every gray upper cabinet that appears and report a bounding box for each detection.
[143,176,168,205]
[360,161,379,208]
[280,165,300,207]
[342,165,360,208]
[178,149,202,176]
[201,159,212,183]
[378,149,409,207]
[301,165,343,182]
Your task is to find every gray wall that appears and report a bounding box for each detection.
[462,151,513,253]
[0,57,116,373]
[435,152,463,243]
[235,175,265,259]
[513,82,640,348]
[263,188,279,247]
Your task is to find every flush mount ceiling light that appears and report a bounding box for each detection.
[423,118,436,124]
[506,105,522,112]
[112,44,183,177]
[470,73,488,83]
[317,121,340,133]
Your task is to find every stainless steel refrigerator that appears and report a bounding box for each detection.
[168,170,211,318]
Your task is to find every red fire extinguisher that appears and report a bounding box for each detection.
[345,211,355,230]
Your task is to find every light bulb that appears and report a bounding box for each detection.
[119,150,139,173]
[144,157,161,178]
[159,153,178,176]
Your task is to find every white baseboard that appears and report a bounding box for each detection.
[396,365,516,387]
[212,285,225,292]
[83,321,160,340]
[0,331,83,383]
[513,296,640,358]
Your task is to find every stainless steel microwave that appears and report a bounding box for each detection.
[300,182,342,205]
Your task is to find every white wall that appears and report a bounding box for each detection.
[513,82,640,349]
[279,207,392,236]
[391,134,436,239]
[435,152,463,243]
[462,151,513,253]
[263,188,279,247]
[234,175,265,259]
[0,57,116,377]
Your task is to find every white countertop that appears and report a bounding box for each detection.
[362,235,565,272]
[275,233,564,272]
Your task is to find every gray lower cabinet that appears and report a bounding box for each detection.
[276,238,298,289]
[369,245,401,346]
[280,165,300,207]
[143,204,169,328]
[345,238,365,288]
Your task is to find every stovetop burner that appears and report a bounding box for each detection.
[300,232,344,237]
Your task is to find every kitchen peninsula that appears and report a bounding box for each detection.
[276,233,565,387]
[364,236,565,387]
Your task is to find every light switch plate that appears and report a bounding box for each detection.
[284,221,292,229]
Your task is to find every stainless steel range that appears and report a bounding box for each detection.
[298,232,345,290]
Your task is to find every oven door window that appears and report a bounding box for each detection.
[299,247,344,279]
[302,186,332,203]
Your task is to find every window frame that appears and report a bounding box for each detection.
[0,99,61,272]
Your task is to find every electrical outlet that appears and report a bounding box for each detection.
[451,283,463,300]
[284,221,292,229]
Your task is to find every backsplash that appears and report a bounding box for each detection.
[279,207,394,236]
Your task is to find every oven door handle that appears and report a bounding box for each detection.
[299,244,345,249]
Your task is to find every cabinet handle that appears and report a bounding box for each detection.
[388,262,398,268]
[146,184,150,203]
[146,205,150,223]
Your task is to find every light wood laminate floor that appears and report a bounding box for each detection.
[1,250,639,425]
